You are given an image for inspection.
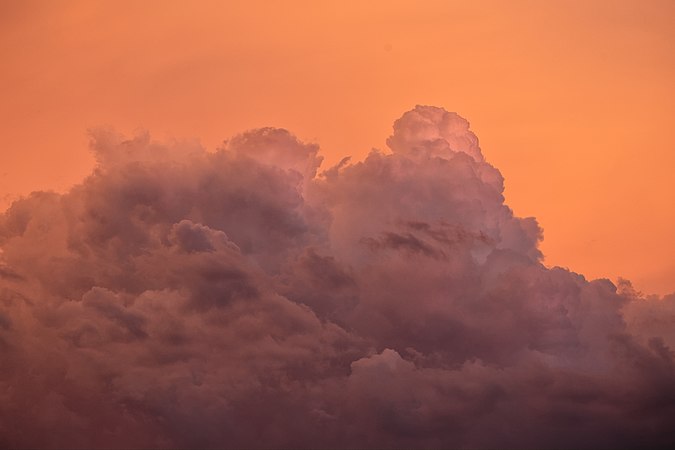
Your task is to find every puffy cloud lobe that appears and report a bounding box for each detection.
[224,127,324,183]
[0,106,673,448]
[387,105,484,163]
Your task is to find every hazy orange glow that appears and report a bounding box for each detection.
[1,0,674,294]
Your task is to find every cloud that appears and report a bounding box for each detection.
[0,106,673,448]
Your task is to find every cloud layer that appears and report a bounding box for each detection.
[1,106,673,448]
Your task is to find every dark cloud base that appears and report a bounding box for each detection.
[1,106,674,448]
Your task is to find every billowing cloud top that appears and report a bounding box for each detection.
[0,106,673,449]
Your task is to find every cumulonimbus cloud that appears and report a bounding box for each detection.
[0,106,673,448]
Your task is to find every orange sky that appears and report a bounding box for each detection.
[1,0,674,294]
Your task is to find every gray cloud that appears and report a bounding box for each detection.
[0,106,673,448]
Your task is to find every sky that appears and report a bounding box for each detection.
[1,2,675,447]
[1,0,674,294]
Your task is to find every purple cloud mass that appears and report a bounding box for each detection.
[0,106,673,448]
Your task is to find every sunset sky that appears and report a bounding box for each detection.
[1,0,674,294]
[1,2,675,448]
